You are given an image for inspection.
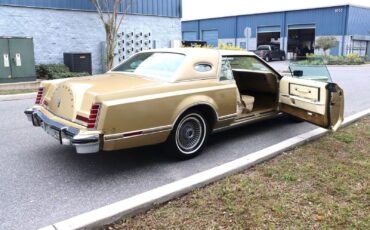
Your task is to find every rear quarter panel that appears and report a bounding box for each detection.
[99,80,237,151]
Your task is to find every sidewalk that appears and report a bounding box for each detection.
[0,80,39,101]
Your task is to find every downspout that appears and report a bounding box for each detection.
[342,5,349,55]
[179,0,182,18]
[282,12,286,52]
[235,16,238,46]
[197,20,200,40]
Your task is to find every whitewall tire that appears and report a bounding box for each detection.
[166,110,209,160]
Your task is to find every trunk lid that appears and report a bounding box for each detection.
[44,73,164,122]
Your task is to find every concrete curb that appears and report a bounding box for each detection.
[42,109,370,230]
[0,92,36,102]
[0,80,40,91]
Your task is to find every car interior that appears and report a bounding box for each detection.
[222,56,279,119]
[233,70,278,117]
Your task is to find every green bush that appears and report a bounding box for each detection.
[36,64,69,79]
[36,64,88,79]
[53,72,89,79]
[297,53,365,65]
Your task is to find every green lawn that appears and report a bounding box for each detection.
[106,117,370,229]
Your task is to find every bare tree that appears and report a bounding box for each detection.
[90,0,131,70]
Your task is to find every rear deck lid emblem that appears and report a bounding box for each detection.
[56,98,61,108]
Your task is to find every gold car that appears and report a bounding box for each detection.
[25,48,344,159]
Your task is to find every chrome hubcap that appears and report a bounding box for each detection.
[175,114,206,154]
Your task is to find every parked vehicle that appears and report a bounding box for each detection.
[254,45,286,62]
[181,40,207,47]
[25,48,344,159]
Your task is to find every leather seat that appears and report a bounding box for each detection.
[236,88,255,113]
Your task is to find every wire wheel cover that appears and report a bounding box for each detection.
[175,114,206,154]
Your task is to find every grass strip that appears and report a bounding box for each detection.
[107,117,370,229]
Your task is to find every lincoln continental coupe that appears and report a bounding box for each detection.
[25,48,344,159]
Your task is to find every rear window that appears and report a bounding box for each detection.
[112,52,185,81]
[257,45,270,50]
[194,63,212,72]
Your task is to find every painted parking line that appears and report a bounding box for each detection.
[41,108,370,230]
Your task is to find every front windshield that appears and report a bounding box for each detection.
[289,63,332,82]
[112,52,185,81]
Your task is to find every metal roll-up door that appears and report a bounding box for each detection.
[257,26,281,47]
[182,31,197,41]
[288,24,316,30]
[257,26,281,33]
[202,30,218,47]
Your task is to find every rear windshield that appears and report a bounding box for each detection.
[257,45,270,50]
[112,52,185,81]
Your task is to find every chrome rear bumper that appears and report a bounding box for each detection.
[24,108,100,154]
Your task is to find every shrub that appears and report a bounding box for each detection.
[345,53,365,64]
[182,41,243,50]
[218,42,244,51]
[53,72,89,79]
[298,53,365,65]
[36,64,88,79]
[36,64,69,79]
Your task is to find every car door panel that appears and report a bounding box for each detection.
[279,77,344,130]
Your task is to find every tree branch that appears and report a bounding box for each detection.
[116,0,133,33]
[91,0,106,23]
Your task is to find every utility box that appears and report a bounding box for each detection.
[63,53,92,75]
[0,37,36,83]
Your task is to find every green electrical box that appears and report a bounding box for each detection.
[0,37,36,83]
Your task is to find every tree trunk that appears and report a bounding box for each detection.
[106,33,114,70]
[90,0,129,71]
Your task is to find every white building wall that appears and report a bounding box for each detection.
[0,6,181,74]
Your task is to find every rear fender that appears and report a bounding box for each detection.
[172,95,219,126]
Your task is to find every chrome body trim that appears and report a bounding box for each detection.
[218,113,237,121]
[104,125,173,141]
[24,108,100,154]
[213,111,280,133]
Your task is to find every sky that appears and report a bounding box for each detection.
[182,0,370,20]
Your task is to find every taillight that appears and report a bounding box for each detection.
[35,87,44,104]
[87,104,101,129]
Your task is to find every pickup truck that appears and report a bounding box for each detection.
[254,45,286,62]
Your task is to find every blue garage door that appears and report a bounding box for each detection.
[202,30,219,47]
[182,31,197,41]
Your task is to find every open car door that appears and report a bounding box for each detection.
[279,77,344,131]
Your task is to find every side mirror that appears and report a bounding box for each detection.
[293,70,303,77]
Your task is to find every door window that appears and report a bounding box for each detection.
[289,63,332,82]
[219,58,234,81]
